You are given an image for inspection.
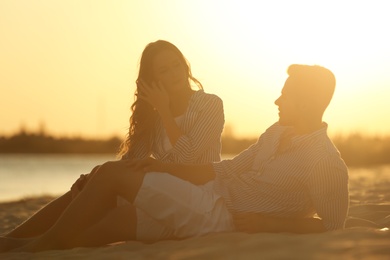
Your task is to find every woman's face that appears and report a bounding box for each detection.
[152,50,188,93]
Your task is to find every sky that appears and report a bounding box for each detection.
[1,0,389,139]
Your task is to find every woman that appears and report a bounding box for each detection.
[3,40,224,242]
[118,40,223,164]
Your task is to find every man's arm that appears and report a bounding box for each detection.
[132,158,216,185]
[233,212,327,234]
[307,160,349,231]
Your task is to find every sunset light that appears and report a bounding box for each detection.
[1,1,390,256]
[1,0,389,138]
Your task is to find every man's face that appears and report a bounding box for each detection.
[274,77,302,126]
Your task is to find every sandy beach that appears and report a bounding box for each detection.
[1,166,390,259]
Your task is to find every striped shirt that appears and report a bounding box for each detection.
[212,122,349,231]
[124,90,224,164]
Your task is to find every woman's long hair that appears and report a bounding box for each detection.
[118,40,203,158]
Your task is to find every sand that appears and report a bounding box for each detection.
[1,166,390,259]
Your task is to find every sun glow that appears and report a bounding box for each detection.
[184,1,390,136]
[1,0,390,138]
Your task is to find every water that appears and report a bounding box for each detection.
[0,154,116,202]
[2,154,388,203]
[0,154,236,202]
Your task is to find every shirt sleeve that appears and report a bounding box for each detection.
[167,94,224,163]
[307,157,349,231]
[212,137,263,179]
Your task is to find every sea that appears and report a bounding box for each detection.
[0,154,237,202]
[0,154,116,202]
[2,154,389,203]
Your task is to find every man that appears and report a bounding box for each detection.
[12,64,349,252]
[142,64,349,234]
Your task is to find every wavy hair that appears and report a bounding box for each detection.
[118,40,203,158]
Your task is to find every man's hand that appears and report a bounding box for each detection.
[233,212,326,234]
[233,212,269,233]
[125,157,164,173]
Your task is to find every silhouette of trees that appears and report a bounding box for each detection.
[332,133,390,167]
[0,131,121,154]
[0,128,389,166]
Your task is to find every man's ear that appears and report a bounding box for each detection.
[295,101,307,111]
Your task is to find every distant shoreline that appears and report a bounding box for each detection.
[1,131,390,166]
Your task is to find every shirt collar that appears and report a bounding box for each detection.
[290,122,328,145]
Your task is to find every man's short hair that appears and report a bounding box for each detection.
[287,64,336,111]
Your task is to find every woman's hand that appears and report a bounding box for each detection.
[70,173,89,199]
[70,165,100,199]
[137,80,170,114]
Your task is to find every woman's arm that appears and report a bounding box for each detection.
[168,94,224,163]
[137,80,183,146]
[158,105,183,146]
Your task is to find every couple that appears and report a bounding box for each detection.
[2,40,349,252]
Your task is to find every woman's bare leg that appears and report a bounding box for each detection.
[5,192,72,238]
[5,166,101,238]
[1,206,136,252]
[1,192,74,252]
[17,161,144,252]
